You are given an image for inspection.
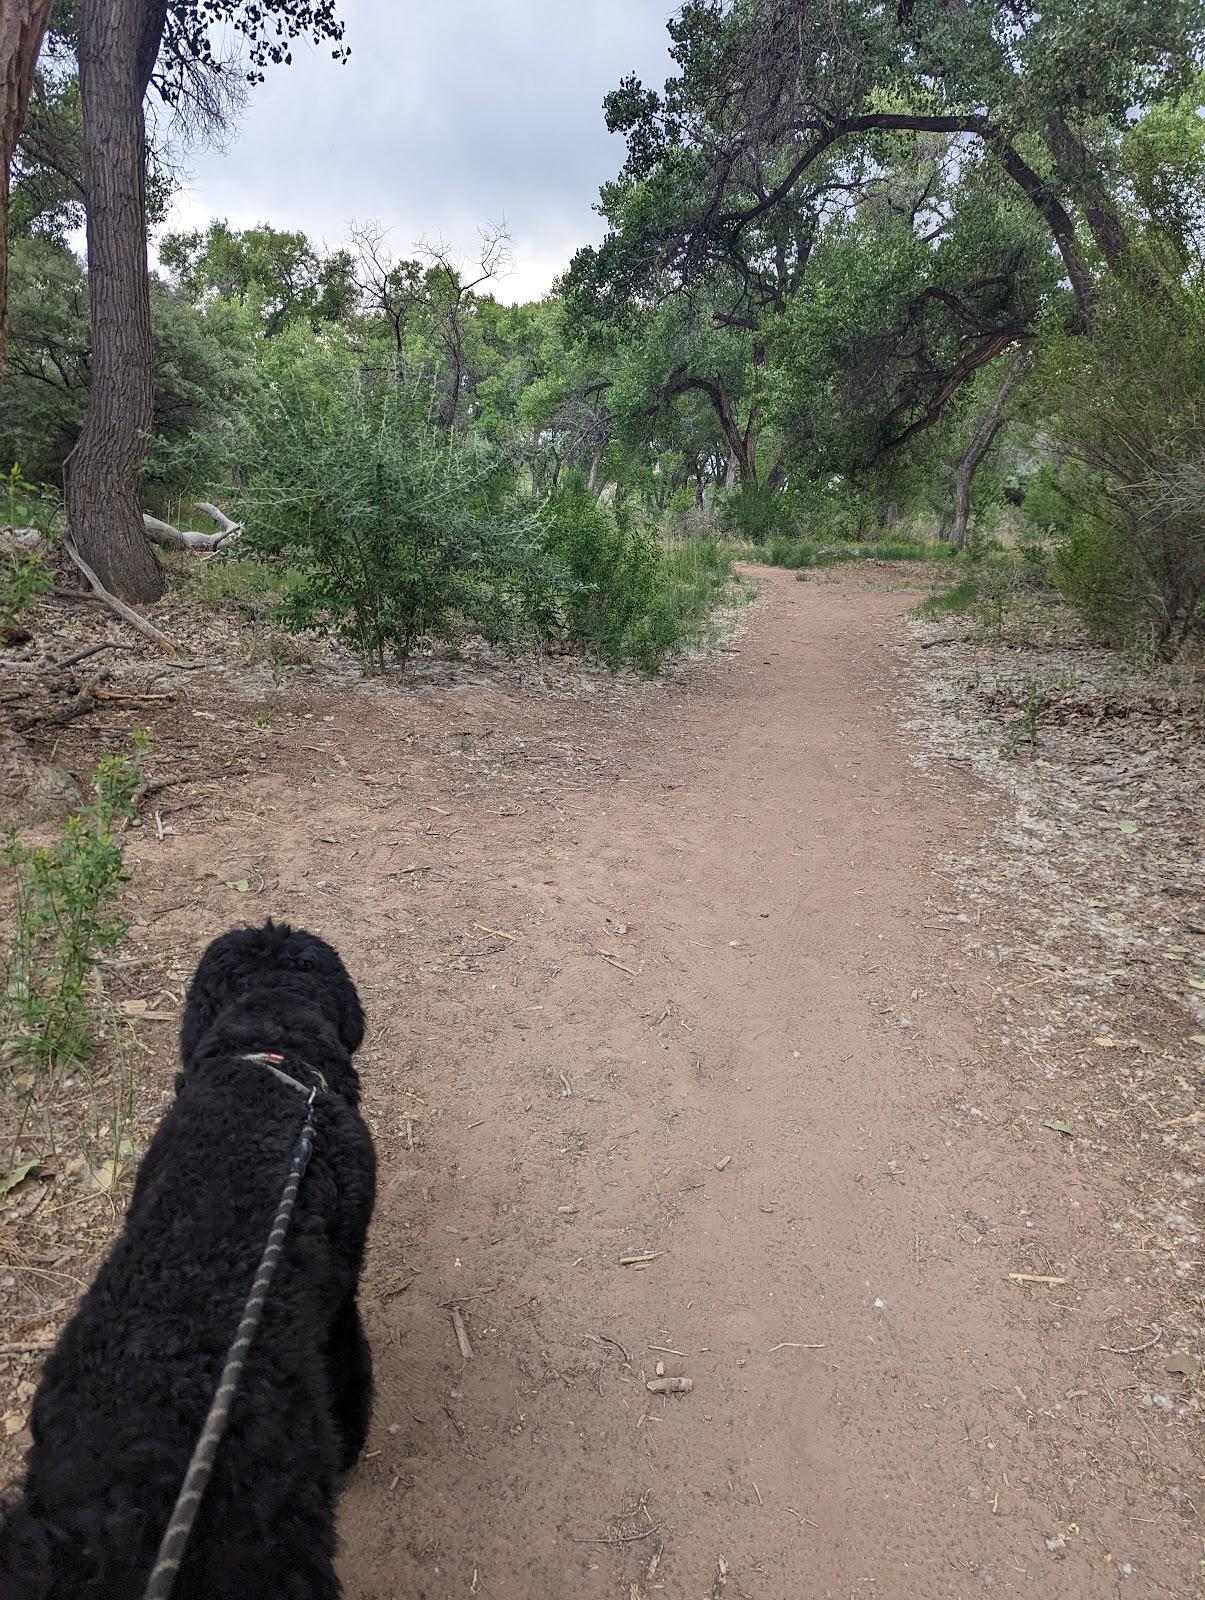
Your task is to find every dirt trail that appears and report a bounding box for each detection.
[312,567,1134,1600]
[8,566,1190,1597]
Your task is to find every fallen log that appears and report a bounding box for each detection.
[142,502,243,554]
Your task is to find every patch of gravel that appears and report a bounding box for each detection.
[899,606,1203,1350]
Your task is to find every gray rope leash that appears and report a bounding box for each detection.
[143,1067,319,1600]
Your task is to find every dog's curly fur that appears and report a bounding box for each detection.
[0,922,376,1600]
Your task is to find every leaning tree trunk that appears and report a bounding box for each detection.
[65,0,165,603]
[586,433,608,495]
[0,0,55,379]
[949,348,1029,551]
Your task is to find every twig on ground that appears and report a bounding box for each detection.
[571,1526,660,1548]
[437,1286,498,1306]
[1007,1272,1067,1285]
[786,1508,819,1528]
[92,688,175,703]
[596,949,637,977]
[646,1377,693,1395]
[619,1251,658,1266]
[450,1305,474,1361]
[769,1341,825,1351]
[16,681,97,732]
[588,1332,631,1365]
[63,540,179,655]
[51,640,137,671]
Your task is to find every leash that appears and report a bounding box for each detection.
[142,1054,325,1600]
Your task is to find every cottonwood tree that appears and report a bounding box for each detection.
[1,0,56,376]
[594,0,1202,368]
[161,219,356,335]
[67,0,349,602]
[351,224,513,430]
[948,349,1029,549]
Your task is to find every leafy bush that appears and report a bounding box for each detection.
[915,546,1053,630]
[1,467,53,631]
[541,480,682,672]
[237,337,560,669]
[661,536,738,613]
[718,484,797,542]
[2,738,145,1078]
[0,549,50,633]
[1036,265,1205,654]
[915,576,981,619]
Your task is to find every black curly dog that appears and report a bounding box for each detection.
[0,922,376,1600]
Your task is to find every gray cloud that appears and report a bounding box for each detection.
[161,0,676,301]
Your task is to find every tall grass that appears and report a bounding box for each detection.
[661,537,742,628]
[751,536,952,570]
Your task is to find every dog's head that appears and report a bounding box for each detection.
[180,921,365,1070]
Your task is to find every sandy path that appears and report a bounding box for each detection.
[2,560,1196,1587]
[291,567,1116,1600]
[19,565,1176,1597]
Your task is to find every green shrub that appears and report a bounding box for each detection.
[232,335,737,676]
[1020,463,1070,536]
[915,577,981,619]
[655,536,740,647]
[915,544,1052,630]
[719,484,797,542]
[1,548,50,632]
[1037,265,1205,654]
[237,341,559,669]
[1,466,53,631]
[542,481,673,671]
[2,738,145,1079]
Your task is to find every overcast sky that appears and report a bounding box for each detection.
[158,0,677,303]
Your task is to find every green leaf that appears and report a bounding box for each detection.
[1117,819,1139,835]
[1043,1119,1075,1137]
[0,1160,39,1198]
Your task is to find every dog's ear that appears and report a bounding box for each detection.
[179,928,253,1064]
[291,933,365,1053]
[336,979,365,1054]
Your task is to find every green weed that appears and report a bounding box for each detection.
[2,736,147,1085]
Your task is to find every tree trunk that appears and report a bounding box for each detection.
[1045,116,1131,272]
[949,349,1028,550]
[0,0,55,379]
[666,369,759,488]
[586,435,607,496]
[985,130,1097,331]
[65,0,167,603]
